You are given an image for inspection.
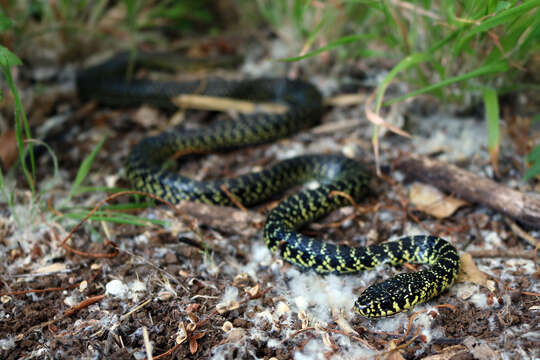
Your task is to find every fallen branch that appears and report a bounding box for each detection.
[396,154,540,229]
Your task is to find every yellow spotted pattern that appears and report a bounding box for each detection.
[78,53,461,318]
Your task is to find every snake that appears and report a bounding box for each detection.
[77,52,460,318]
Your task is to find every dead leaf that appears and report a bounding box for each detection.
[364,91,411,138]
[189,332,205,354]
[384,340,406,360]
[331,308,356,336]
[458,253,496,291]
[189,337,198,354]
[409,182,468,219]
[225,328,246,343]
[463,337,500,360]
[385,351,406,360]
[32,263,67,275]
[0,130,18,170]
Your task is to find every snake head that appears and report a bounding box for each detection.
[354,272,430,318]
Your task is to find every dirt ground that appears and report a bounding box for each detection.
[0,36,539,359]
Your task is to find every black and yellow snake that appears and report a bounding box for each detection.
[77,52,460,318]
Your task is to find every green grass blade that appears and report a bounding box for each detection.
[468,0,539,36]
[385,60,509,106]
[99,202,154,211]
[71,186,131,195]
[0,47,35,193]
[301,13,326,53]
[375,52,432,112]
[429,27,463,53]
[67,136,107,200]
[278,34,366,62]
[482,87,501,167]
[524,157,540,182]
[0,45,22,66]
[454,0,540,56]
[526,143,540,162]
[61,211,168,227]
[0,166,6,201]
[66,201,154,212]
[27,139,59,181]
[525,142,540,182]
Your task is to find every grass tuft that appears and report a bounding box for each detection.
[260,0,539,173]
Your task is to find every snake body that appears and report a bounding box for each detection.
[78,53,460,317]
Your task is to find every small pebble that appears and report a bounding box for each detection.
[105,279,129,298]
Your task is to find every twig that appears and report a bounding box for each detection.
[323,93,367,107]
[172,94,287,114]
[467,249,537,260]
[521,291,540,296]
[397,310,426,345]
[282,327,317,343]
[24,294,106,335]
[121,297,153,321]
[63,294,106,317]
[143,326,153,360]
[310,118,361,135]
[505,217,539,247]
[395,153,540,229]
[220,184,248,212]
[435,304,457,313]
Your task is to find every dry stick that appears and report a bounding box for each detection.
[395,154,540,230]
[283,327,317,343]
[63,294,106,317]
[467,249,536,260]
[521,291,540,296]
[505,217,539,247]
[220,184,248,212]
[397,310,426,345]
[435,303,457,313]
[142,326,153,360]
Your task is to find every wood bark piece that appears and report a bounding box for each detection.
[395,154,540,229]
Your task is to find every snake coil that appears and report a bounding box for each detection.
[78,53,460,317]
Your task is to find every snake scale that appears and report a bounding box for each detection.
[77,52,460,317]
